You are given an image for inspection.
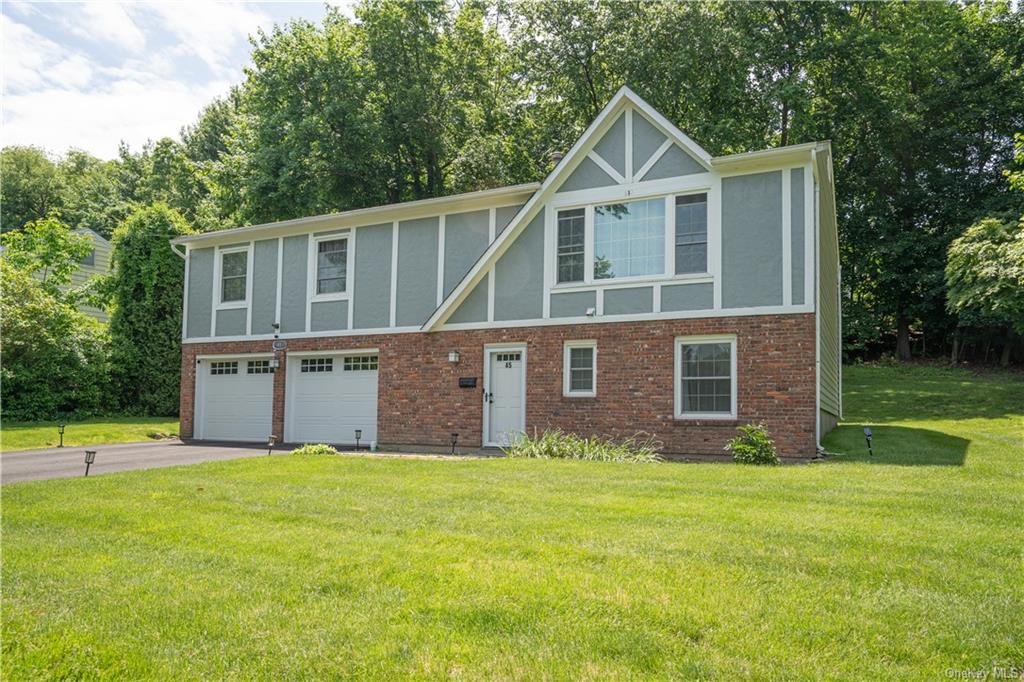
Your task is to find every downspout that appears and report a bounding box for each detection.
[171,243,187,259]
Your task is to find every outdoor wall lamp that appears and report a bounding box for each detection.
[84,450,96,476]
[355,429,363,451]
[267,434,277,455]
[448,351,460,364]
[450,432,459,456]
[57,423,66,448]
[863,427,874,457]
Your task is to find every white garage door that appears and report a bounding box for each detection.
[196,357,274,442]
[286,353,379,445]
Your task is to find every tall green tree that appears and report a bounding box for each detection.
[106,204,194,415]
[0,146,64,232]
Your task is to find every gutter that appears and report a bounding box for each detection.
[171,243,186,259]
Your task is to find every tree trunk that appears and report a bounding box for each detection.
[1000,331,1013,367]
[896,315,912,361]
[950,336,959,365]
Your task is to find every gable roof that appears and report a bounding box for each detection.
[421,85,712,331]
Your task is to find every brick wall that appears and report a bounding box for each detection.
[180,313,818,458]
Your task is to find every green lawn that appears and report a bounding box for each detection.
[0,417,179,452]
[3,366,1022,679]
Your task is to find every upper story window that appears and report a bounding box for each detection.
[220,250,247,303]
[557,208,585,283]
[80,249,96,267]
[316,238,348,295]
[555,190,709,286]
[594,198,665,280]
[675,193,707,274]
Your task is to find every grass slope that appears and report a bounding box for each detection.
[3,366,1022,679]
[0,417,179,453]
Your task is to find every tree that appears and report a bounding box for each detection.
[0,213,92,298]
[58,149,131,239]
[0,253,109,421]
[946,213,1024,365]
[105,204,194,415]
[0,146,65,232]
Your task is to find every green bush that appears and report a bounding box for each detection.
[725,424,780,465]
[504,429,661,463]
[291,443,339,456]
[0,267,110,421]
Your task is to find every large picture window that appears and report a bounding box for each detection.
[316,238,348,295]
[593,198,665,279]
[675,336,736,418]
[556,208,585,283]
[220,250,247,303]
[675,193,707,274]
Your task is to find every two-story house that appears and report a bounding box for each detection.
[172,87,840,458]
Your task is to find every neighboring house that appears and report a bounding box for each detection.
[32,227,112,322]
[171,87,840,458]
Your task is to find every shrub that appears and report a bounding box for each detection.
[725,424,780,465]
[504,429,661,463]
[291,443,339,456]
[0,267,110,421]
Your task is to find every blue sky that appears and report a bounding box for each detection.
[2,1,355,159]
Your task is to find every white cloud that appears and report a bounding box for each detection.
[63,2,146,52]
[144,1,272,76]
[1,14,62,91]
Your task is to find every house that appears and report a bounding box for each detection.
[171,87,840,458]
[28,227,112,322]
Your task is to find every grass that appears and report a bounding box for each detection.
[2,365,1022,679]
[0,417,179,452]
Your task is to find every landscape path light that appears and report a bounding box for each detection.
[450,433,459,456]
[267,434,277,456]
[58,423,66,448]
[863,427,874,457]
[84,450,96,476]
[355,429,362,451]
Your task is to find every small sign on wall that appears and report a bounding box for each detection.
[458,377,478,388]
[272,339,287,350]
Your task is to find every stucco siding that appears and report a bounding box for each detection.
[493,213,544,320]
[791,168,805,306]
[280,235,308,333]
[642,144,705,181]
[593,112,626,177]
[311,300,349,332]
[353,223,392,329]
[556,157,617,193]
[550,290,596,318]
[661,282,713,312]
[443,210,489,296]
[632,113,667,172]
[215,307,246,336]
[722,170,783,308]
[449,273,488,323]
[603,286,653,315]
[186,247,214,338]
[396,217,439,326]
[496,205,523,236]
[251,239,278,335]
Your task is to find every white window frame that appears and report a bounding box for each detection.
[674,334,737,420]
[308,231,353,303]
[214,244,252,310]
[549,184,714,292]
[563,340,597,397]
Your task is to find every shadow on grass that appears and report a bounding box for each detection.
[822,424,969,466]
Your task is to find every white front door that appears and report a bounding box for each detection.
[485,347,525,446]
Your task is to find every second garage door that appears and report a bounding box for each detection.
[285,353,379,445]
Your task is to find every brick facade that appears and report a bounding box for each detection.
[180,313,818,458]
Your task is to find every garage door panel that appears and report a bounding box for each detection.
[197,359,274,442]
[286,355,379,444]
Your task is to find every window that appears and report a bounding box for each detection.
[247,360,274,374]
[494,352,521,363]
[220,250,247,303]
[594,198,665,279]
[556,208,585,283]
[675,193,707,274]
[316,238,347,295]
[80,249,96,267]
[563,341,596,397]
[209,361,238,375]
[343,355,378,371]
[675,336,735,418]
[301,358,333,373]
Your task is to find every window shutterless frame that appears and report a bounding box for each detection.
[213,244,252,310]
[674,334,737,419]
[563,340,597,397]
[308,231,353,303]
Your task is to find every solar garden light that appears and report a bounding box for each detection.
[863,427,874,457]
[57,423,66,448]
[355,429,362,451]
[267,434,277,456]
[450,432,459,456]
[84,450,96,476]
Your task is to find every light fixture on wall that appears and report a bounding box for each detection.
[448,351,460,364]
[585,307,596,317]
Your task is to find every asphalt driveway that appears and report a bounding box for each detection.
[1,440,276,484]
